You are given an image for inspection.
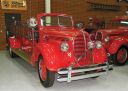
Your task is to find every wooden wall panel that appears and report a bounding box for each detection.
[51,0,127,25]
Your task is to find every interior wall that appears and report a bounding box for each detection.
[51,0,128,25]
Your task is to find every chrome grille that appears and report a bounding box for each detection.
[73,33,86,60]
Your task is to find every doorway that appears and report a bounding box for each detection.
[4,13,21,48]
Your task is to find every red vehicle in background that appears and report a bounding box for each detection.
[95,16,128,66]
[8,13,111,87]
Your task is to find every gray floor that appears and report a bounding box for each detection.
[0,51,128,91]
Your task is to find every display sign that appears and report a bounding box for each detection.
[1,0,27,10]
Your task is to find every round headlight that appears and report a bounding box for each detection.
[88,41,95,49]
[95,41,102,49]
[104,36,109,42]
[61,42,69,52]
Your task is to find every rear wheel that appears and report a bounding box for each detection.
[9,46,16,58]
[38,56,55,88]
[113,46,128,66]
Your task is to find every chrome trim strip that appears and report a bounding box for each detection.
[58,65,107,75]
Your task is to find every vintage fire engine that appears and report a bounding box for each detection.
[8,13,111,87]
[95,16,128,66]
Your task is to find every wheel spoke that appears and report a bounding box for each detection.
[117,48,127,63]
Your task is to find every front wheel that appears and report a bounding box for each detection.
[113,47,128,66]
[38,56,55,88]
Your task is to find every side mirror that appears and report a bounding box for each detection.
[75,22,84,29]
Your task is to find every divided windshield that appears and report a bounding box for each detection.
[40,16,73,27]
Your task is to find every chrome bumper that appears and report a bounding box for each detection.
[57,62,113,82]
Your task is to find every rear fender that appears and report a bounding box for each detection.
[9,37,21,49]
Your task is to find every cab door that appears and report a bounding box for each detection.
[22,28,34,56]
[22,27,39,56]
[21,18,39,57]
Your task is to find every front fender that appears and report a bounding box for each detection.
[38,42,74,72]
[107,37,128,54]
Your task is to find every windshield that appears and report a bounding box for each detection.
[112,20,128,27]
[40,16,73,27]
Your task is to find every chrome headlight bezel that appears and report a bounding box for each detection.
[104,36,110,42]
[61,42,69,52]
[95,41,102,49]
[88,41,95,49]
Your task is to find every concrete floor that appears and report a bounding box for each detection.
[0,51,128,91]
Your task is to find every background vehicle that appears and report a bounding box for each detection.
[95,16,128,66]
[8,13,111,87]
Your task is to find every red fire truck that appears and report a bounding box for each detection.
[95,16,128,66]
[8,13,112,87]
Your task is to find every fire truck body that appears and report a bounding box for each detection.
[8,13,111,87]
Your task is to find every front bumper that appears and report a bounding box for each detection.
[57,62,113,82]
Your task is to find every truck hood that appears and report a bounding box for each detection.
[97,27,128,36]
[41,27,85,40]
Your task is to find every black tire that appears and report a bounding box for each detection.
[9,46,16,58]
[38,56,55,88]
[113,46,128,66]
